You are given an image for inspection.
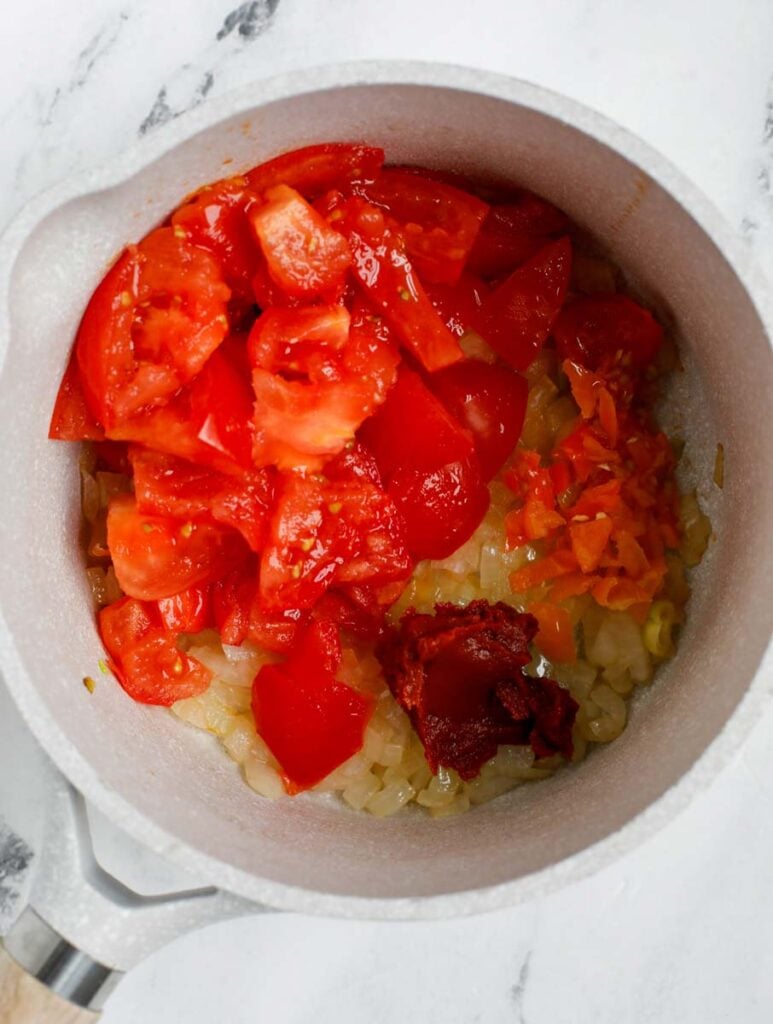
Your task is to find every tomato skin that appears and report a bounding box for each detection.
[358,368,490,560]
[106,494,248,601]
[252,620,374,791]
[250,185,351,301]
[258,473,411,612]
[425,274,489,338]
[171,177,261,299]
[334,197,463,372]
[99,596,212,706]
[428,359,528,480]
[131,447,275,553]
[49,351,105,440]
[468,193,570,279]
[354,168,489,285]
[245,143,384,200]
[473,236,572,371]
[157,584,212,633]
[248,304,398,470]
[553,294,663,370]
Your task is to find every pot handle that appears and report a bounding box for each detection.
[0,946,99,1022]
[0,908,119,1023]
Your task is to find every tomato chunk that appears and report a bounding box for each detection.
[252,620,374,791]
[355,168,488,285]
[245,143,384,199]
[335,197,463,371]
[110,343,255,474]
[553,294,663,370]
[49,351,105,440]
[468,192,570,278]
[249,304,398,470]
[428,359,528,480]
[425,274,489,338]
[157,584,212,634]
[76,229,231,428]
[130,447,275,552]
[359,368,489,559]
[250,185,351,300]
[99,596,212,705]
[474,237,572,371]
[259,473,411,612]
[107,494,248,601]
[171,177,261,300]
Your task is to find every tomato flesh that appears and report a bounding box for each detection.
[248,303,398,470]
[428,358,528,480]
[258,472,411,612]
[334,197,463,372]
[474,237,572,371]
[106,494,248,601]
[355,168,489,285]
[252,620,374,791]
[157,584,212,634]
[171,177,261,300]
[77,229,231,428]
[359,368,489,560]
[130,447,275,552]
[99,597,212,705]
[250,185,351,301]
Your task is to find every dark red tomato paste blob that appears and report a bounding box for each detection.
[377,600,577,778]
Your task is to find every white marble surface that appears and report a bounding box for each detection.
[1,0,772,1020]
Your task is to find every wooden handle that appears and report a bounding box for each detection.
[0,947,99,1024]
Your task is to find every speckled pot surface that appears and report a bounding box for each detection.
[0,62,771,919]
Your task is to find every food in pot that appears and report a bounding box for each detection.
[50,143,711,816]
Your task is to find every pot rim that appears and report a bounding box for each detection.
[1,59,771,920]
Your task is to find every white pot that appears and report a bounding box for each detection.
[1,62,771,919]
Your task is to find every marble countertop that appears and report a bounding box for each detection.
[2,1,772,1020]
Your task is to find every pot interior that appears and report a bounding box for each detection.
[1,79,771,905]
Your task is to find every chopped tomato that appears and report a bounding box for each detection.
[323,440,382,486]
[130,447,275,552]
[334,197,463,371]
[106,494,248,601]
[468,192,570,278]
[171,177,260,299]
[76,229,231,428]
[355,168,489,285]
[252,619,374,791]
[359,368,489,559]
[245,143,384,200]
[474,237,572,371]
[49,352,105,440]
[553,294,663,371]
[250,185,351,300]
[110,343,255,474]
[425,274,489,337]
[249,304,398,470]
[428,359,528,480]
[157,583,212,633]
[99,596,212,705]
[258,473,411,612]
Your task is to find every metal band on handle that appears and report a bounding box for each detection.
[3,908,121,1011]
